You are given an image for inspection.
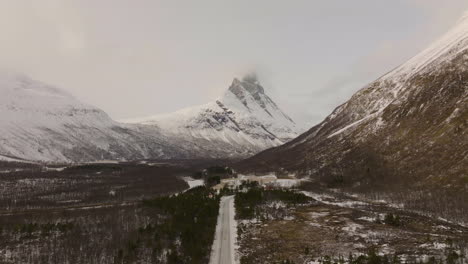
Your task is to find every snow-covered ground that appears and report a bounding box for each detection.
[237,187,468,262]
[302,191,369,208]
[214,174,305,190]
[182,177,205,189]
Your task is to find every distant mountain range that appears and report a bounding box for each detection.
[0,72,300,163]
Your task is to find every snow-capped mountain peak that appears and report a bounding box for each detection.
[124,76,301,158]
[222,77,296,125]
[228,77,265,104]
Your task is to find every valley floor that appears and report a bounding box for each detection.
[237,188,468,264]
[0,160,211,264]
[0,160,466,264]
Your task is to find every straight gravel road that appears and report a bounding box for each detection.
[210,195,236,264]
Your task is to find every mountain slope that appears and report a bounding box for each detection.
[237,12,468,192]
[123,76,301,158]
[0,71,204,162]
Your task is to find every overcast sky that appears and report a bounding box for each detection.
[1,0,468,127]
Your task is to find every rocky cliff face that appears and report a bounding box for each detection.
[236,12,468,193]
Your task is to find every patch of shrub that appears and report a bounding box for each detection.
[383,213,401,227]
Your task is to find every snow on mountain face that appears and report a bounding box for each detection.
[391,11,468,78]
[237,11,468,192]
[321,11,468,128]
[124,77,301,158]
[219,77,299,143]
[0,71,109,161]
[0,71,299,162]
[0,71,114,129]
[0,71,198,162]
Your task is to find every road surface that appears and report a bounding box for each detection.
[210,195,236,264]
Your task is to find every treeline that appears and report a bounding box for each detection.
[192,166,235,178]
[235,183,312,220]
[116,186,220,264]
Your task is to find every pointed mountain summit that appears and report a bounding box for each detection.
[227,76,296,125]
[124,76,301,158]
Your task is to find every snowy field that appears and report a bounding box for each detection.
[182,177,205,189]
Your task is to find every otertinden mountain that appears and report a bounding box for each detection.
[123,75,301,158]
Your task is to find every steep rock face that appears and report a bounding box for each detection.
[124,76,301,158]
[237,12,468,191]
[0,71,198,162]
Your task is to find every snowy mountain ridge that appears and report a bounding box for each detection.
[0,71,211,162]
[390,10,468,79]
[123,76,301,157]
[313,11,468,144]
[0,71,299,162]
